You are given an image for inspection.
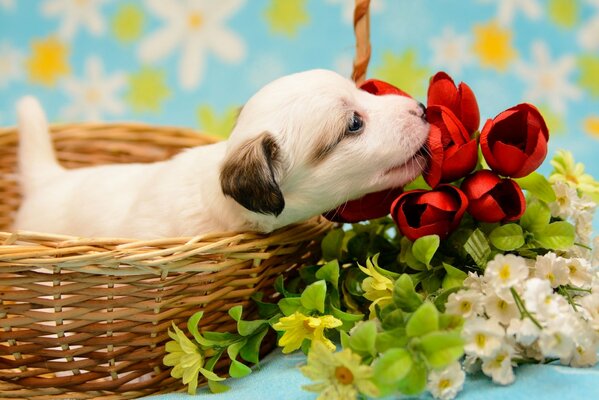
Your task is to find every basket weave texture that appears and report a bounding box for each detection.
[0,124,332,399]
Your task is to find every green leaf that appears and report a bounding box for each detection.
[340,330,350,349]
[300,280,327,313]
[315,260,340,289]
[237,319,268,337]
[396,360,427,395]
[441,263,468,290]
[406,302,439,337]
[489,224,525,251]
[399,236,427,271]
[229,359,252,378]
[412,235,440,267]
[420,331,464,369]
[403,175,431,191]
[251,293,281,319]
[381,308,406,330]
[347,321,377,357]
[393,274,423,312]
[515,172,556,203]
[433,287,462,312]
[331,305,363,331]
[274,276,299,298]
[208,380,230,394]
[376,328,408,353]
[321,229,345,261]
[439,313,464,331]
[203,331,238,343]
[277,297,302,316]
[464,229,491,267]
[373,348,413,386]
[421,271,442,294]
[239,327,269,364]
[535,221,576,250]
[228,305,242,322]
[187,311,206,345]
[520,201,551,233]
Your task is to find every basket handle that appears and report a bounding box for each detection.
[352,0,371,85]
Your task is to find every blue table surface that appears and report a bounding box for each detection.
[144,349,599,400]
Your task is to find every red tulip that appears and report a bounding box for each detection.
[391,184,468,241]
[323,187,404,223]
[480,103,549,178]
[427,72,480,135]
[460,170,526,223]
[323,79,413,222]
[424,105,478,188]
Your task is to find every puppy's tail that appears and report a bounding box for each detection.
[17,96,63,187]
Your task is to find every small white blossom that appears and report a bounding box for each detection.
[463,271,486,292]
[41,0,108,40]
[538,318,576,360]
[429,27,474,75]
[593,237,599,266]
[507,317,541,346]
[569,331,599,368]
[564,258,593,288]
[534,253,569,288]
[549,181,582,219]
[484,292,519,325]
[427,362,465,400]
[462,354,481,374]
[522,278,570,321]
[446,290,484,319]
[463,317,505,359]
[481,343,516,385]
[578,292,599,331]
[485,254,529,289]
[575,210,595,245]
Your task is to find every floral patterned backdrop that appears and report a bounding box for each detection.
[1,0,598,178]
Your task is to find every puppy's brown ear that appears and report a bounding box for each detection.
[220,132,285,216]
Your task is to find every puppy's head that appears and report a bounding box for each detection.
[220,69,429,229]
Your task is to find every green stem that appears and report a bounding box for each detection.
[564,285,592,293]
[558,287,579,312]
[510,287,543,329]
[574,242,593,251]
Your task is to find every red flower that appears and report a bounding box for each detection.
[391,184,468,241]
[424,105,478,188]
[427,71,480,135]
[460,170,526,223]
[323,187,404,223]
[480,103,549,178]
[323,79,412,223]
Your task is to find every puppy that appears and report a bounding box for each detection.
[14,70,429,238]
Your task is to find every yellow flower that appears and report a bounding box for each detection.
[125,67,170,112]
[196,105,239,139]
[112,3,145,43]
[584,116,599,138]
[26,37,70,86]
[264,0,310,37]
[549,150,599,198]
[472,21,517,71]
[359,257,395,318]
[300,341,379,400]
[163,323,223,394]
[273,312,342,353]
[374,49,430,98]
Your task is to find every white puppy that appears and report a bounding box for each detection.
[14,70,429,238]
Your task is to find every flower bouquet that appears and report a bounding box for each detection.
[163,72,599,399]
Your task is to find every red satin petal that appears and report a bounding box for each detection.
[461,170,501,200]
[420,206,454,225]
[323,187,404,223]
[480,119,498,166]
[360,79,411,98]
[391,190,425,218]
[400,220,453,241]
[491,141,528,177]
[448,185,469,230]
[417,190,459,211]
[440,140,479,183]
[491,179,526,221]
[516,132,548,178]
[468,195,507,223]
[439,107,469,145]
[428,73,459,110]
[423,123,444,188]
[458,82,480,134]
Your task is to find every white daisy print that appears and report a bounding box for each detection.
[478,0,542,26]
[0,41,23,88]
[578,15,599,52]
[139,0,246,90]
[61,56,126,122]
[514,41,581,114]
[430,27,474,75]
[326,0,385,24]
[41,0,109,40]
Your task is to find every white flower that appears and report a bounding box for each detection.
[578,292,599,331]
[463,271,486,292]
[507,317,541,346]
[549,181,582,219]
[325,0,385,24]
[484,254,529,289]
[429,27,474,75]
[0,41,23,88]
[578,14,599,52]
[534,253,569,288]
[427,361,465,400]
[593,237,599,266]
[538,318,576,360]
[478,0,542,26]
[522,278,570,321]
[463,317,505,359]
[61,56,126,121]
[565,258,593,288]
[575,210,595,245]
[446,290,484,319]
[481,343,515,385]
[139,0,246,90]
[462,354,481,374]
[514,41,581,113]
[41,0,108,40]
[484,293,519,325]
[569,329,599,367]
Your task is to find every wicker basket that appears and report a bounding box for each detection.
[0,1,372,398]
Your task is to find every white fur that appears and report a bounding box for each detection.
[14,70,429,238]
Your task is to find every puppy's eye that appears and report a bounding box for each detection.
[347,112,364,134]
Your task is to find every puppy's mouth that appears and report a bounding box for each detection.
[383,143,429,176]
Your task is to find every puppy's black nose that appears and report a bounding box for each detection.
[418,102,427,119]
